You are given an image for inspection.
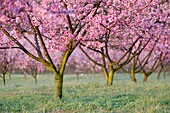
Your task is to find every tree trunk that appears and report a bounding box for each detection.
[92,66,96,76]
[2,74,6,86]
[54,74,63,99]
[53,48,72,99]
[7,72,11,80]
[24,71,27,79]
[106,68,115,86]
[107,75,113,86]
[157,68,162,80]
[143,74,148,81]
[76,73,79,81]
[131,72,137,83]
[34,76,38,84]
[131,57,137,83]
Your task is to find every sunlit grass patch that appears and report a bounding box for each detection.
[0,74,169,112]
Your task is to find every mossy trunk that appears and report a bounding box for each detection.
[107,75,113,86]
[131,72,137,83]
[54,74,63,99]
[53,49,71,99]
[106,68,115,86]
[44,48,72,99]
[102,64,115,86]
[131,57,137,83]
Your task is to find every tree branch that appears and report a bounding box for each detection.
[35,26,58,73]
[79,45,103,67]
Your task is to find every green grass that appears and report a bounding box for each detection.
[0,74,170,113]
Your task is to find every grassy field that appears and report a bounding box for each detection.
[0,73,170,113]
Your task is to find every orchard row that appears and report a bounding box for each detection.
[0,0,169,99]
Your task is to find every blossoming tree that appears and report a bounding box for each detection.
[79,0,170,85]
[0,0,103,99]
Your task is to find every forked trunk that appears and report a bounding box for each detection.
[31,71,38,84]
[53,48,72,99]
[54,73,63,99]
[48,48,72,99]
